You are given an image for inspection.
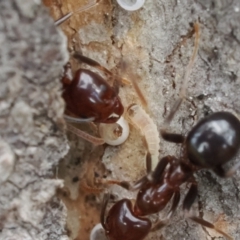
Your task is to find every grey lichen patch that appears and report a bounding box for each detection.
[12,180,63,227]
[0,139,15,184]
[10,101,35,136]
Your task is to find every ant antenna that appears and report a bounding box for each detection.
[67,123,105,145]
[164,22,200,126]
[54,0,101,26]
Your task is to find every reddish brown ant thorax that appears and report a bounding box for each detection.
[134,159,193,216]
[62,68,124,123]
[134,181,174,216]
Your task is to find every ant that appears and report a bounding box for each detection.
[52,1,132,144]
[53,0,124,124]
[62,53,130,145]
[62,53,124,124]
[99,22,239,240]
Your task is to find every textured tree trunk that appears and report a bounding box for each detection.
[1,0,240,240]
[0,1,69,239]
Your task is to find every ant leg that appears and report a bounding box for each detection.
[67,123,105,145]
[100,193,109,230]
[182,181,198,211]
[131,152,154,190]
[151,220,167,232]
[189,216,233,240]
[183,182,233,239]
[151,156,171,184]
[73,53,112,75]
[167,189,181,218]
[54,0,101,26]
[160,130,185,144]
[64,115,95,123]
[145,151,152,174]
[97,178,131,190]
[80,179,104,194]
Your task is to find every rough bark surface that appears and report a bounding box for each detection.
[0,1,69,240]
[1,0,240,240]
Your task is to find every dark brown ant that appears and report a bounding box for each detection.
[62,53,124,124]
[100,150,234,240]
[61,53,130,145]
[52,0,129,144]
[100,22,238,240]
[54,0,124,124]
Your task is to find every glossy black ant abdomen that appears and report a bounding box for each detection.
[186,111,240,171]
[162,112,240,178]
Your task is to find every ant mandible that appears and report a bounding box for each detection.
[100,22,239,240]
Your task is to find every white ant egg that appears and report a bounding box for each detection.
[90,223,107,240]
[99,116,129,146]
[116,0,145,11]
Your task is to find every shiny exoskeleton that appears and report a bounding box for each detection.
[62,54,124,123]
[186,112,240,174]
[101,111,238,240]
[103,199,152,240]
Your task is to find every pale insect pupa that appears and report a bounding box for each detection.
[127,104,160,168]
[99,116,129,146]
[90,223,107,240]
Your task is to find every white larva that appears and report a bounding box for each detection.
[99,116,130,146]
[90,223,107,240]
[116,0,145,11]
[127,104,160,168]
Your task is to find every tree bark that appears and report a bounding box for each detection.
[1,0,240,240]
[0,1,69,239]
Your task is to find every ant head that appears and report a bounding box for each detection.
[186,111,240,169]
